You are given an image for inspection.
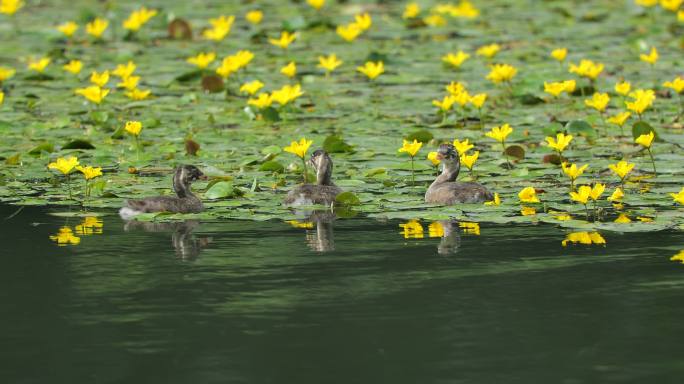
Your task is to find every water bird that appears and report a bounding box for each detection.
[284,149,342,206]
[425,143,493,205]
[119,165,206,219]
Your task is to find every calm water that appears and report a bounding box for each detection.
[2,204,684,384]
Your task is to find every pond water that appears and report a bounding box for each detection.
[2,203,684,383]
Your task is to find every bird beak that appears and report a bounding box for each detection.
[198,174,208,181]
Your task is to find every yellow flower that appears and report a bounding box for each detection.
[550,48,567,62]
[518,186,540,203]
[544,81,567,97]
[0,66,16,82]
[546,132,573,153]
[0,91,4,105]
[485,123,513,143]
[608,187,625,202]
[635,131,654,148]
[663,76,684,94]
[615,81,631,96]
[216,57,240,79]
[554,212,572,221]
[639,47,658,65]
[562,162,588,181]
[460,151,479,170]
[476,43,500,58]
[570,185,592,204]
[336,23,362,42]
[460,222,480,235]
[284,137,313,159]
[0,0,23,15]
[48,156,79,175]
[269,31,297,49]
[187,52,216,69]
[661,0,684,11]
[357,61,384,80]
[626,89,656,114]
[636,0,658,6]
[521,206,536,216]
[428,222,444,237]
[117,75,139,90]
[569,59,604,80]
[280,61,297,78]
[614,213,632,223]
[74,86,109,104]
[424,14,447,27]
[607,112,631,127]
[203,15,235,41]
[670,250,684,264]
[445,81,465,96]
[432,95,456,112]
[112,61,136,78]
[50,227,81,246]
[86,17,109,38]
[270,84,304,106]
[403,3,421,19]
[307,0,325,10]
[562,80,576,93]
[679,9,684,21]
[318,54,342,73]
[75,165,103,180]
[28,57,50,73]
[398,139,422,157]
[670,187,684,205]
[75,216,104,235]
[122,6,157,31]
[89,70,109,87]
[354,13,372,31]
[452,138,474,154]
[584,92,610,112]
[484,192,501,206]
[469,93,487,108]
[561,232,605,246]
[442,51,470,69]
[427,151,441,166]
[248,93,272,109]
[399,220,424,239]
[590,183,605,201]
[126,88,151,100]
[234,50,255,68]
[286,220,314,229]
[245,10,263,25]
[62,60,83,74]
[125,121,142,136]
[57,21,78,37]
[486,63,517,83]
[240,80,264,95]
[609,160,635,180]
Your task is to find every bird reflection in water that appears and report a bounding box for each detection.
[123,220,212,260]
[286,210,336,252]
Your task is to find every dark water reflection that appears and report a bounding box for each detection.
[2,204,684,383]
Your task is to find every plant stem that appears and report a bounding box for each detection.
[66,174,72,200]
[410,156,415,187]
[502,140,511,168]
[647,148,656,175]
[301,157,308,184]
[135,136,141,161]
[478,108,484,130]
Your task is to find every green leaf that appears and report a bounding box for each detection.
[404,129,433,143]
[259,160,285,173]
[323,134,354,153]
[204,181,237,200]
[505,145,526,160]
[335,191,361,206]
[28,142,55,155]
[62,139,95,150]
[261,107,281,122]
[632,121,660,141]
[261,145,282,156]
[566,120,597,138]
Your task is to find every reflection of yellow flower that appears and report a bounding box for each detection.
[318,54,342,73]
[561,232,605,246]
[269,31,297,49]
[75,86,109,104]
[518,187,539,203]
[284,138,313,159]
[86,17,109,38]
[75,217,104,235]
[614,213,632,223]
[476,43,500,58]
[460,222,480,235]
[28,57,51,73]
[550,48,567,62]
[608,187,624,202]
[428,222,444,237]
[520,206,536,216]
[400,220,424,239]
[286,220,314,229]
[486,63,517,83]
[57,21,78,37]
[398,139,422,157]
[50,227,81,246]
[670,250,684,264]
[670,187,684,205]
[48,156,79,175]
[357,61,384,80]
[484,192,500,206]
[442,51,470,69]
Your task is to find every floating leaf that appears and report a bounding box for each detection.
[259,160,285,173]
[335,191,361,206]
[204,181,238,200]
[404,129,433,143]
[505,145,526,160]
[62,139,95,150]
[323,135,354,153]
[201,75,224,93]
[260,107,281,122]
[28,142,54,155]
[566,120,597,138]
[185,139,200,156]
[168,18,193,39]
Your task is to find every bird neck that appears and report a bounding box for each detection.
[433,160,460,184]
[316,159,333,185]
[172,169,196,199]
